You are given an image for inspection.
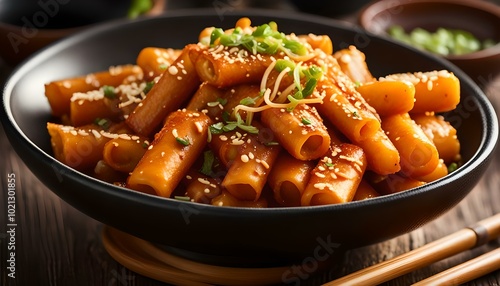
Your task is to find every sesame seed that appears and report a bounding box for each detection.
[260,160,270,169]
[118,134,131,140]
[315,172,326,178]
[427,80,433,91]
[314,183,328,190]
[231,139,245,145]
[62,81,72,89]
[195,121,203,133]
[198,178,211,185]
[91,129,101,138]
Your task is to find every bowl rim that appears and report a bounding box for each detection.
[358,0,500,60]
[2,8,499,215]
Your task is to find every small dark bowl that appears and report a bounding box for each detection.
[289,0,374,17]
[1,9,498,266]
[359,0,500,82]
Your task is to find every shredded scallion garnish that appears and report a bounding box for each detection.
[301,117,312,125]
[200,150,215,176]
[176,137,190,146]
[94,118,111,130]
[209,113,259,135]
[209,22,308,57]
[174,196,191,202]
[102,86,116,99]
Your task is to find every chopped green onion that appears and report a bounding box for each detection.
[102,85,116,99]
[286,94,301,111]
[274,59,296,73]
[206,101,219,107]
[283,38,307,56]
[448,162,458,173]
[301,117,312,125]
[209,22,308,57]
[143,81,155,94]
[238,124,259,134]
[210,28,225,45]
[159,64,168,70]
[207,97,227,107]
[388,25,497,56]
[210,122,225,134]
[218,98,228,105]
[302,78,317,98]
[176,137,190,146]
[128,0,153,19]
[324,162,334,168]
[200,150,215,176]
[239,96,257,106]
[293,63,303,94]
[94,118,111,130]
[264,141,280,146]
[221,111,231,123]
[222,122,238,132]
[303,65,323,80]
[210,114,259,135]
[174,196,191,201]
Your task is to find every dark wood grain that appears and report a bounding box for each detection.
[1,2,500,285]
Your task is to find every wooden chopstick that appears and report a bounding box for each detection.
[323,213,500,286]
[412,247,500,285]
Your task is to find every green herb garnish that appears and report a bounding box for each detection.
[209,22,308,57]
[301,117,312,125]
[209,113,259,135]
[143,81,155,94]
[388,25,497,56]
[221,111,231,123]
[102,86,116,99]
[209,122,225,135]
[174,196,191,202]
[94,118,111,130]
[128,0,153,19]
[207,97,228,107]
[200,150,215,176]
[239,95,261,106]
[447,162,458,173]
[176,137,190,146]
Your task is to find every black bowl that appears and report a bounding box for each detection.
[1,9,498,266]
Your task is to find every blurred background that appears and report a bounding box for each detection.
[0,0,499,68]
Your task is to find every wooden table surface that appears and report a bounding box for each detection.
[1,1,500,285]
